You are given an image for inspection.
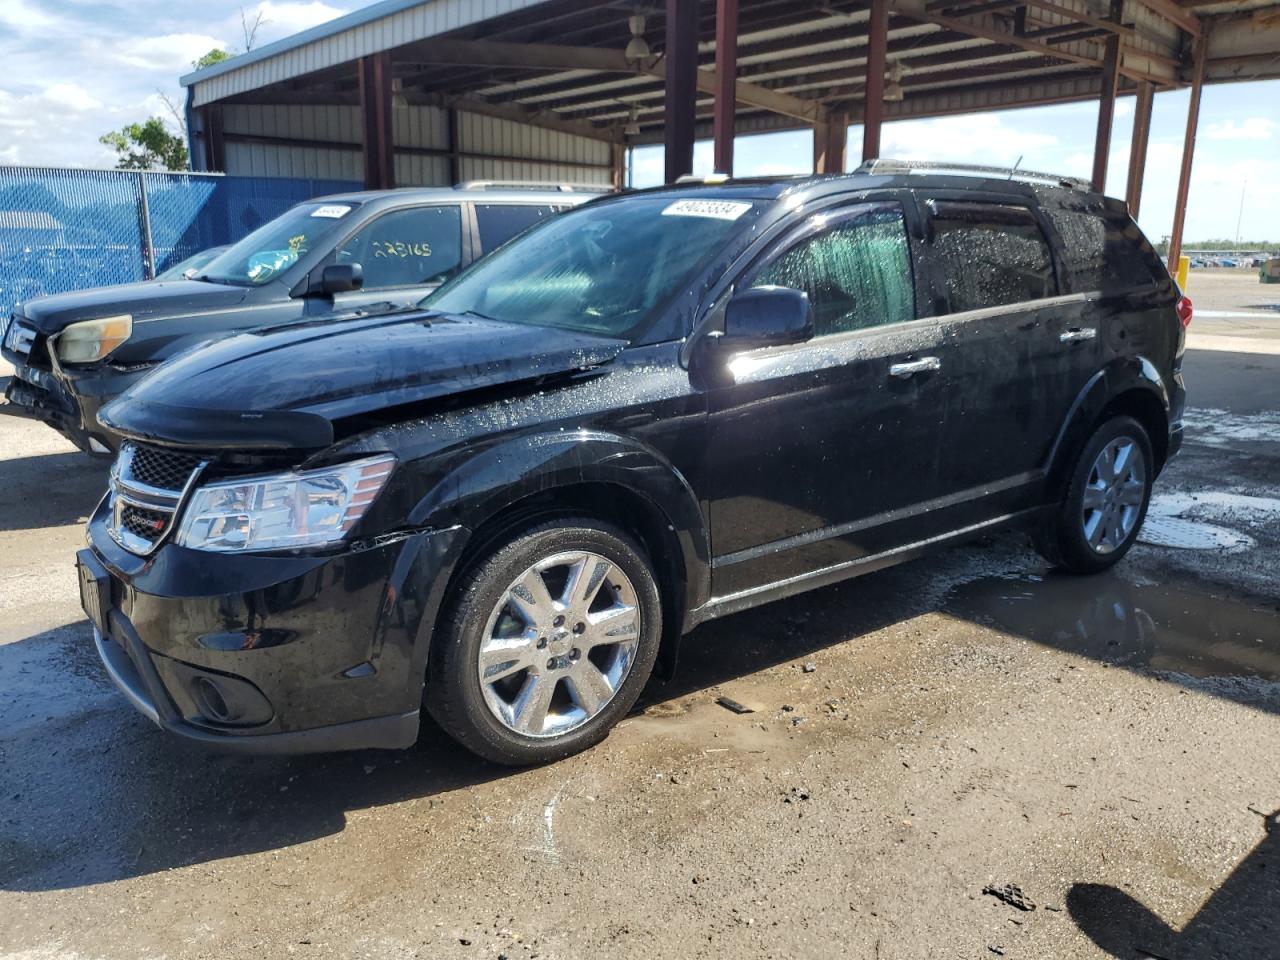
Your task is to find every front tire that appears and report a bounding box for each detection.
[1034,415,1154,574]
[426,518,662,766]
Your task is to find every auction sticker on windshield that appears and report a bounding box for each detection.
[661,199,753,220]
[311,204,353,219]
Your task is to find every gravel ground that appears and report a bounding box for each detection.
[1,273,1278,960]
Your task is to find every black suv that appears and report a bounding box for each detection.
[75,163,1187,765]
[1,183,599,454]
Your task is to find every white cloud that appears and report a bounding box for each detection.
[880,113,1059,165]
[41,84,103,113]
[1205,117,1276,141]
[232,1,347,46]
[114,33,226,70]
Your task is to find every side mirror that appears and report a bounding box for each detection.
[310,263,364,297]
[720,285,814,349]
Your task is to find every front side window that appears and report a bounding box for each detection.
[426,196,764,340]
[927,201,1058,313]
[475,204,558,253]
[196,201,360,287]
[335,205,463,289]
[752,204,915,336]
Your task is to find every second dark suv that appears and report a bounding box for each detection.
[75,162,1187,765]
[1,183,600,453]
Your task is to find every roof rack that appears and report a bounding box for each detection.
[854,158,1092,192]
[674,173,731,184]
[456,180,613,193]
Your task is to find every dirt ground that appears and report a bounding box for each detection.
[1,273,1278,960]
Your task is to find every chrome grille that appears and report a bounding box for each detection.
[107,442,207,555]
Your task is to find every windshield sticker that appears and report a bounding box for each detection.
[311,204,352,219]
[661,199,752,221]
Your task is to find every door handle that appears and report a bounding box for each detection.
[1059,327,1098,343]
[888,356,941,378]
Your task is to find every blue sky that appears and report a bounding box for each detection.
[0,1,1275,243]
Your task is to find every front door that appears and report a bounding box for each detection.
[705,200,953,599]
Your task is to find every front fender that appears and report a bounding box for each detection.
[407,429,710,623]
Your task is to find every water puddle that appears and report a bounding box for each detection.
[1134,489,1280,552]
[943,573,1280,690]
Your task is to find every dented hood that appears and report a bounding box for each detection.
[98,310,627,450]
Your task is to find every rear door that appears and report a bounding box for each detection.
[472,203,562,256]
[706,199,953,597]
[913,194,1082,516]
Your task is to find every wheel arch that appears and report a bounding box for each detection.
[1045,356,1173,498]
[409,430,709,681]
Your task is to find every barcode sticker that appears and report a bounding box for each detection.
[661,199,753,221]
[311,204,353,219]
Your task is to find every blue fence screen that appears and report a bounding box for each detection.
[0,167,359,320]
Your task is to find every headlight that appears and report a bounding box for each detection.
[55,314,132,364]
[174,454,396,553]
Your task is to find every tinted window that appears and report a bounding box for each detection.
[1046,206,1165,293]
[475,204,557,252]
[336,205,463,289]
[426,197,763,340]
[752,204,915,335]
[927,201,1057,312]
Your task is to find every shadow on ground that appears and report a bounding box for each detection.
[0,448,108,532]
[1069,809,1280,960]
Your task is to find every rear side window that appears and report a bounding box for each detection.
[475,204,558,253]
[926,201,1058,313]
[752,204,915,336]
[335,205,463,289]
[1046,207,1164,293]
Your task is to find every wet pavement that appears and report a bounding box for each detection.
[2,273,1279,959]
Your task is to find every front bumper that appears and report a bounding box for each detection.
[1,360,129,454]
[80,502,468,754]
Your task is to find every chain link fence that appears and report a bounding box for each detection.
[0,167,358,320]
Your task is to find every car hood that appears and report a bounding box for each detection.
[20,280,253,334]
[98,310,627,450]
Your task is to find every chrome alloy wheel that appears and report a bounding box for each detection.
[1081,437,1147,554]
[477,551,641,738]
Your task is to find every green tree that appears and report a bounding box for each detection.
[192,47,231,70]
[99,118,189,171]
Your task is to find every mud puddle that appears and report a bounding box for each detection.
[943,572,1280,685]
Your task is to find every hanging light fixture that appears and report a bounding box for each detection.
[623,103,642,136]
[883,60,905,102]
[625,14,651,63]
[391,77,408,109]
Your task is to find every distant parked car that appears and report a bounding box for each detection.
[155,246,229,281]
[1,183,604,453]
[1220,258,1239,268]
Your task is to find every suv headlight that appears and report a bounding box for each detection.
[56,314,132,364]
[174,455,396,553]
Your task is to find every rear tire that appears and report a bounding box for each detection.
[425,518,661,766]
[1034,415,1154,575]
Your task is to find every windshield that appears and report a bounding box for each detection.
[424,196,763,339]
[197,201,360,286]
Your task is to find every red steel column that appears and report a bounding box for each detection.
[713,0,739,175]
[1125,81,1155,217]
[813,112,848,174]
[862,0,888,162]
[359,52,395,190]
[1090,7,1122,192]
[1168,35,1208,269]
[664,0,698,183]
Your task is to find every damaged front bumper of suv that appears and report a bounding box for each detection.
[78,489,467,754]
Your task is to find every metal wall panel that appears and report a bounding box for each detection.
[189,0,547,107]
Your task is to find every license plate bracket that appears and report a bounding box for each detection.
[76,549,112,635]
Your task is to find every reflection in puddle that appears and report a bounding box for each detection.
[944,573,1280,684]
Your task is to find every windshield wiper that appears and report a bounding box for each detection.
[192,274,249,287]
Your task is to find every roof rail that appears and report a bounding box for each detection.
[854,158,1092,192]
[456,180,613,193]
[674,173,731,184]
